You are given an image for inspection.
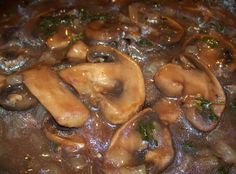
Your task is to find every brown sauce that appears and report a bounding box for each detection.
[0,0,235,173]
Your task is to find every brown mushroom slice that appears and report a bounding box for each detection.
[183,33,236,77]
[104,108,174,172]
[60,45,145,124]
[23,66,89,127]
[85,19,121,42]
[129,3,184,45]
[43,117,85,148]
[154,61,225,131]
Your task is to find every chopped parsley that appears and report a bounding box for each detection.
[217,166,230,174]
[71,32,85,43]
[136,38,153,46]
[38,15,75,37]
[194,97,224,121]
[79,9,111,21]
[201,37,219,48]
[138,120,158,149]
[182,141,195,153]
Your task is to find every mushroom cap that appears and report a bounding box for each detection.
[60,45,145,124]
[104,108,174,172]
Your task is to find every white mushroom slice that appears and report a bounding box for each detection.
[23,66,90,127]
[154,60,225,131]
[60,45,145,124]
[66,40,88,62]
[104,108,174,172]
[46,26,71,50]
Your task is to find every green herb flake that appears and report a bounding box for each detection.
[136,38,153,46]
[138,120,158,148]
[201,37,219,48]
[217,166,230,174]
[71,32,85,43]
[38,15,75,37]
[182,141,194,153]
[194,97,224,121]
[93,13,111,20]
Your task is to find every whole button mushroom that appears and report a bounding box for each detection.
[60,45,145,124]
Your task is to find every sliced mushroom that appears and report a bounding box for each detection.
[183,32,236,78]
[66,40,88,63]
[129,3,184,45]
[104,108,174,173]
[85,19,121,42]
[23,66,90,127]
[60,45,145,124]
[154,58,225,131]
[0,74,37,111]
[43,117,85,148]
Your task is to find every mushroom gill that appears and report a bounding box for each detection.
[59,45,145,124]
[103,108,174,173]
[23,66,90,127]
